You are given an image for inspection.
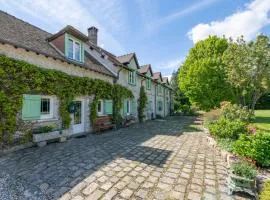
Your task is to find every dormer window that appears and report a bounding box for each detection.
[65,34,84,63]
[68,38,81,61]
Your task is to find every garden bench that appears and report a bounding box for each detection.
[94,116,116,132]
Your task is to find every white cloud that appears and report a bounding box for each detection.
[0,0,127,54]
[155,58,184,76]
[188,0,270,43]
[164,75,172,82]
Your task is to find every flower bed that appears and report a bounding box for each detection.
[203,102,270,198]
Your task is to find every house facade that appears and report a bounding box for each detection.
[0,11,173,137]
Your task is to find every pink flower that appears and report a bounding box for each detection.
[248,126,257,135]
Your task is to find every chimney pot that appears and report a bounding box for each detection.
[88,26,98,45]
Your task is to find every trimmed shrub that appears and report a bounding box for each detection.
[231,160,257,179]
[260,181,270,200]
[207,117,247,139]
[233,131,270,167]
[220,101,254,123]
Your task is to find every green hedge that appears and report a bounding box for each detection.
[233,131,270,167]
[207,117,247,139]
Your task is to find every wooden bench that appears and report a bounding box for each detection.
[94,116,116,132]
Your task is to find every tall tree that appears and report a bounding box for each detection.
[178,36,232,110]
[223,34,270,110]
[171,69,190,111]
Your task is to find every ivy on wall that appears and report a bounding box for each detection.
[0,54,133,143]
[138,86,148,123]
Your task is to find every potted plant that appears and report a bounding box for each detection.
[228,160,257,198]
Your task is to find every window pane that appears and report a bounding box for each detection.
[68,39,73,59]
[98,101,101,112]
[75,42,80,61]
[127,100,130,113]
[41,98,50,114]
[74,101,81,124]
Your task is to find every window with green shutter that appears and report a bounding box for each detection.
[146,78,151,90]
[128,71,136,85]
[123,99,131,115]
[22,94,41,120]
[123,99,128,115]
[104,100,113,115]
[131,99,136,115]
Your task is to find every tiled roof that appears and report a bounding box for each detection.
[0,11,114,77]
[84,52,115,75]
[163,77,169,83]
[153,72,162,81]
[48,25,89,42]
[116,53,135,64]
[138,64,149,74]
[87,42,123,67]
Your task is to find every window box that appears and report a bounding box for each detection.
[32,128,69,147]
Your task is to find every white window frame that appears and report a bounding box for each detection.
[40,96,54,120]
[146,78,151,90]
[68,38,82,62]
[128,71,136,85]
[97,100,104,116]
[126,100,131,115]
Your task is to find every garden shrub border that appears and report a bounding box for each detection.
[0,54,133,143]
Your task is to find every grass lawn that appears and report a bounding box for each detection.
[252,110,270,132]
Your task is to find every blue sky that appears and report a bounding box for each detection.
[1,0,270,77]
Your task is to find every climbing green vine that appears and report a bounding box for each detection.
[138,85,148,123]
[0,54,133,143]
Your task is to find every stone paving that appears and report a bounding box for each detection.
[0,116,250,200]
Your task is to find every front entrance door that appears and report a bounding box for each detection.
[72,100,84,134]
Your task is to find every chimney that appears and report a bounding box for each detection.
[88,26,98,45]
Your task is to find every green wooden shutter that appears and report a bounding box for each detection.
[81,43,84,63]
[22,94,41,120]
[134,71,136,85]
[128,71,130,84]
[105,100,113,115]
[123,99,128,115]
[132,99,136,115]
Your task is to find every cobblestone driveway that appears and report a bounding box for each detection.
[0,117,247,200]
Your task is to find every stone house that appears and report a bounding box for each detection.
[0,11,173,137]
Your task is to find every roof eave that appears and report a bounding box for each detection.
[0,39,115,78]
